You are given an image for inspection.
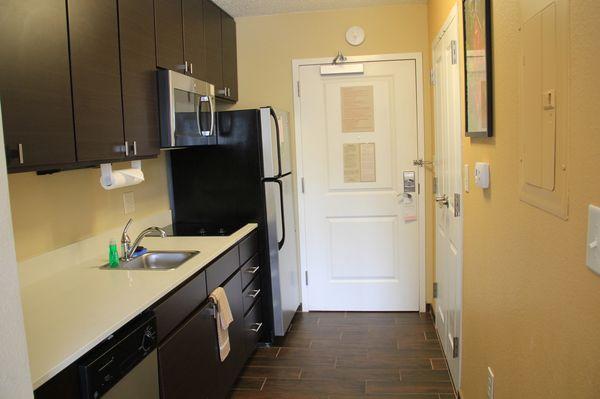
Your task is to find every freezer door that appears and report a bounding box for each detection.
[260,107,292,178]
[264,174,300,336]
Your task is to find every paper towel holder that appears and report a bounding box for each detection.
[100,160,143,189]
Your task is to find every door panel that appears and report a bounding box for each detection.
[0,0,76,169]
[433,12,462,387]
[68,0,124,161]
[299,60,420,311]
[203,0,223,90]
[119,0,160,157]
[183,0,207,80]
[155,0,185,71]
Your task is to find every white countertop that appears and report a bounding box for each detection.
[19,223,258,390]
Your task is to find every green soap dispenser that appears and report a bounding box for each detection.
[108,239,120,268]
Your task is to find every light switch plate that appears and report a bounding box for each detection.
[587,205,600,275]
[475,162,490,189]
[123,192,135,215]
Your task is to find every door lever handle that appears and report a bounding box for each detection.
[435,194,449,207]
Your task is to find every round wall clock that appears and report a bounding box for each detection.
[345,26,365,46]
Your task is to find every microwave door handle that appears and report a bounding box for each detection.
[208,96,215,136]
[269,107,283,178]
[196,97,204,136]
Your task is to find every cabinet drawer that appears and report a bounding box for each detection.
[239,231,258,266]
[242,275,261,315]
[244,299,263,357]
[154,272,207,342]
[206,246,239,293]
[240,254,260,289]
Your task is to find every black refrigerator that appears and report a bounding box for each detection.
[167,107,300,340]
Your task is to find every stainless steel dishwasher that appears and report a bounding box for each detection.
[78,313,159,399]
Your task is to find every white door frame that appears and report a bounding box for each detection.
[292,53,427,313]
[432,4,463,388]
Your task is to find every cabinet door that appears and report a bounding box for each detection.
[0,0,75,170]
[118,0,160,157]
[68,0,124,162]
[183,0,207,80]
[155,0,185,71]
[215,271,245,397]
[220,11,238,101]
[158,301,219,399]
[203,0,223,90]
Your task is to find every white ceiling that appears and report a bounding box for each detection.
[213,0,427,18]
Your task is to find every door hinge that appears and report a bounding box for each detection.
[301,177,305,193]
[305,270,309,285]
[453,336,460,358]
[297,81,301,97]
[451,40,458,65]
[454,193,461,217]
[418,183,421,195]
[433,282,438,298]
[430,69,436,85]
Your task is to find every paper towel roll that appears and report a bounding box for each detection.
[100,161,145,190]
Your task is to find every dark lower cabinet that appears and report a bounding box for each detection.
[158,301,220,399]
[216,271,245,398]
[118,0,160,158]
[0,0,76,170]
[68,0,125,162]
[244,299,264,359]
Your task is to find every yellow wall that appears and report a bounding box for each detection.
[227,4,436,303]
[8,155,170,261]
[429,0,600,397]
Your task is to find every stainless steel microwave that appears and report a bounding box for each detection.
[158,70,216,148]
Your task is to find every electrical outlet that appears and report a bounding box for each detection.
[587,205,600,275]
[123,192,135,214]
[487,367,495,399]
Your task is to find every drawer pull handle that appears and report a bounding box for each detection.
[250,322,263,333]
[247,289,261,298]
[245,266,260,274]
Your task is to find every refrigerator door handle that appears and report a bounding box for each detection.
[269,107,283,178]
[274,179,286,250]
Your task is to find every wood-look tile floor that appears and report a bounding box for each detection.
[230,312,456,399]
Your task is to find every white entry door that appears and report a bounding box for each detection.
[433,8,463,386]
[298,58,422,311]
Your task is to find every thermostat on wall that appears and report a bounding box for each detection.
[346,26,365,46]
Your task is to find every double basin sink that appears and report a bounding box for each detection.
[101,250,200,270]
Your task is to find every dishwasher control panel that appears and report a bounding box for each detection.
[78,313,157,399]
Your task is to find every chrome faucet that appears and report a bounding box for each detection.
[121,219,167,261]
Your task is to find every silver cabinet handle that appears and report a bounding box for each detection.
[189,62,193,75]
[250,322,263,333]
[176,61,189,73]
[124,141,129,157]
[133,141,137,156]
[245,266,260,274]
[18,143,24,164]
[247,289,261,298]
[217,88,227,96]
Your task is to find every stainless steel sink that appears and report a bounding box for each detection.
[101,250,200,270]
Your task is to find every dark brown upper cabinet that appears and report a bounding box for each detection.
[182,0,207,80]
[220,10,238,102]
[0,0,76,171]
[68,0,125,162]
[203,0,223,89]
[155,0,185,72]
[118,0,160,158]
[156,0,207,80]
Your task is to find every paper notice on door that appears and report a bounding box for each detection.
[343,144,361,183]
[341,86,375,133]
[343,143,376,183]
[359,143,376,182]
